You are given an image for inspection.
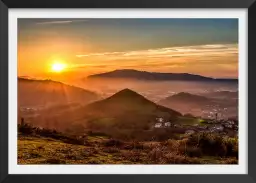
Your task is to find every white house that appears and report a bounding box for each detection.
[154,123,162,128]
[185,130,195,135]
[209,125,224,132]
[156,117,164,123]
[216,125,224,131]
[224,124,233,128]
[228,121,235,125]
[164,122,171,127]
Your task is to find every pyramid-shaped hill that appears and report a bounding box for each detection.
[83,88,182,119]
[40,88,182,133]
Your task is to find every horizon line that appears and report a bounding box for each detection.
[18,69,238,80]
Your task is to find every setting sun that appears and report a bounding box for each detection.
[51,62,67,72]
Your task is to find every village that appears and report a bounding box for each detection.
[153,114,238,138]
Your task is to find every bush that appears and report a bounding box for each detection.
[184,146,202,157]
[199,134,227,156]
[186,133,237,157]
[18,123,33,135]
[224,137,238,158]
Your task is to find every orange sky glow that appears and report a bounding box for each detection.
[18,19,238,81]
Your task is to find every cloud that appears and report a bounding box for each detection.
[36,20,87,25]
[70,64,111,69]
[76,44,238,59]
[74,43,238,78]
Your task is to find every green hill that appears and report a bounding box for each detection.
[85,88,181,117]
[68,89,182,130]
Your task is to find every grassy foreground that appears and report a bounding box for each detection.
[18,128,238,164]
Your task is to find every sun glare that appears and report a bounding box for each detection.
[51,62,67,72]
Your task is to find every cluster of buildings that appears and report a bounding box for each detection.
[181,103,237,121]
[154,117,172,128]
[206,119,238,131]
[153,116,238,137]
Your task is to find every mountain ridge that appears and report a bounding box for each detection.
[18,77,99,107]
[87,69,238,82]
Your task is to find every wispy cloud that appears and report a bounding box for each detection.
[36,20,87,25]
[73,44,238,78]
[76,44,238,59]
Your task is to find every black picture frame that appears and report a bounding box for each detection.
[0,0,255,182]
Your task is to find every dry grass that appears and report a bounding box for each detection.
[18,125,238,165]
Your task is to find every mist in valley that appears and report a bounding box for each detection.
[73,78,238,102]
[18,77,238,136]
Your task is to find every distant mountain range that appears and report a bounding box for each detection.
[18,77,99,107]
[87,69,238,82]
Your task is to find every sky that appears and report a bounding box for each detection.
[18,18,238,79]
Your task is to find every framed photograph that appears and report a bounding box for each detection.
[0,0,255,182]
